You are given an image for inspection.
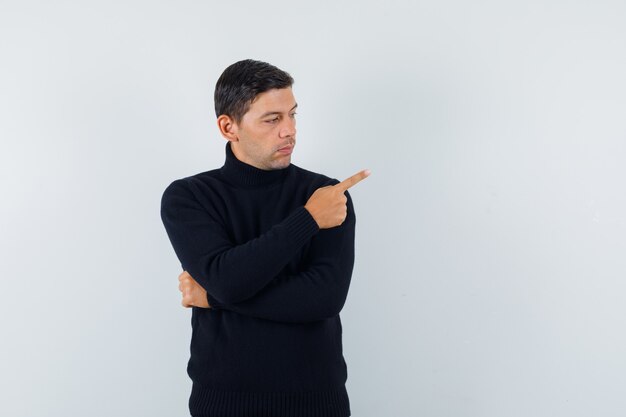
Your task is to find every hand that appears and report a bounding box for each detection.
[304,169,370,229]
[178,270,211,308]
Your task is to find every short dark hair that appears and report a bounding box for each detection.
[214,59,294,124]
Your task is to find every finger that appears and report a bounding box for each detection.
[182,293,192,307]
[335,169,371,192]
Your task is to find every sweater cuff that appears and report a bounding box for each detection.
[206,291,223,310]
[282,206,320,248]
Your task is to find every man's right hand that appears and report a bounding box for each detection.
[178,270,211,309]
[304,169,370,229]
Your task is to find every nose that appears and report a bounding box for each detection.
[279,117,296,138]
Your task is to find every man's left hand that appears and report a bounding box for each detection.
[178,270,211,308]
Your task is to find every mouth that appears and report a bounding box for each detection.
[277,145,293,155]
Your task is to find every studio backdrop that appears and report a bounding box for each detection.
[1,1,625,416]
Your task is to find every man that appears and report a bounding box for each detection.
[160,59,369,417]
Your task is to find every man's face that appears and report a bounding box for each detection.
[229,87,297,170]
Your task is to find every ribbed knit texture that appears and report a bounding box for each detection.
[189,384,351,417]
[160,142,356,417]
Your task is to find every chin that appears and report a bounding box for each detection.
[273,159,291,169]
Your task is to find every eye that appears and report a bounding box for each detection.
[290,112,297,118]
[266,117,279,124]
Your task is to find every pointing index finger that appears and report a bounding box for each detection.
[335,169,371,192]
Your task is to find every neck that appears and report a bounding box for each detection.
[219,141,290,188]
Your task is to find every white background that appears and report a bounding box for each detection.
[1,1,625,416]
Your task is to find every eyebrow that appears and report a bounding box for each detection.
[259,103,298,119]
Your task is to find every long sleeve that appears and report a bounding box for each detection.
[160,178,320,304]
[208,189,356,323]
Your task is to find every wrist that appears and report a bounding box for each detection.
[303,205,320,228]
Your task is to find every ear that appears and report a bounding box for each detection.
[217,115,239,141]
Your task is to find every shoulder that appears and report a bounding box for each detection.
[290,163,341,189]
[161,168,226,211]
[163,168,224,193]
[292,163,353,196]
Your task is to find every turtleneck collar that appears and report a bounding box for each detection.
[219,141,291,188]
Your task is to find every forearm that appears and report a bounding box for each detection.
[209,259,354,323]
[209,193,356,323]
[161,179,320,304]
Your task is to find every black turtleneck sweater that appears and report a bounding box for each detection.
[160,141,355,417]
